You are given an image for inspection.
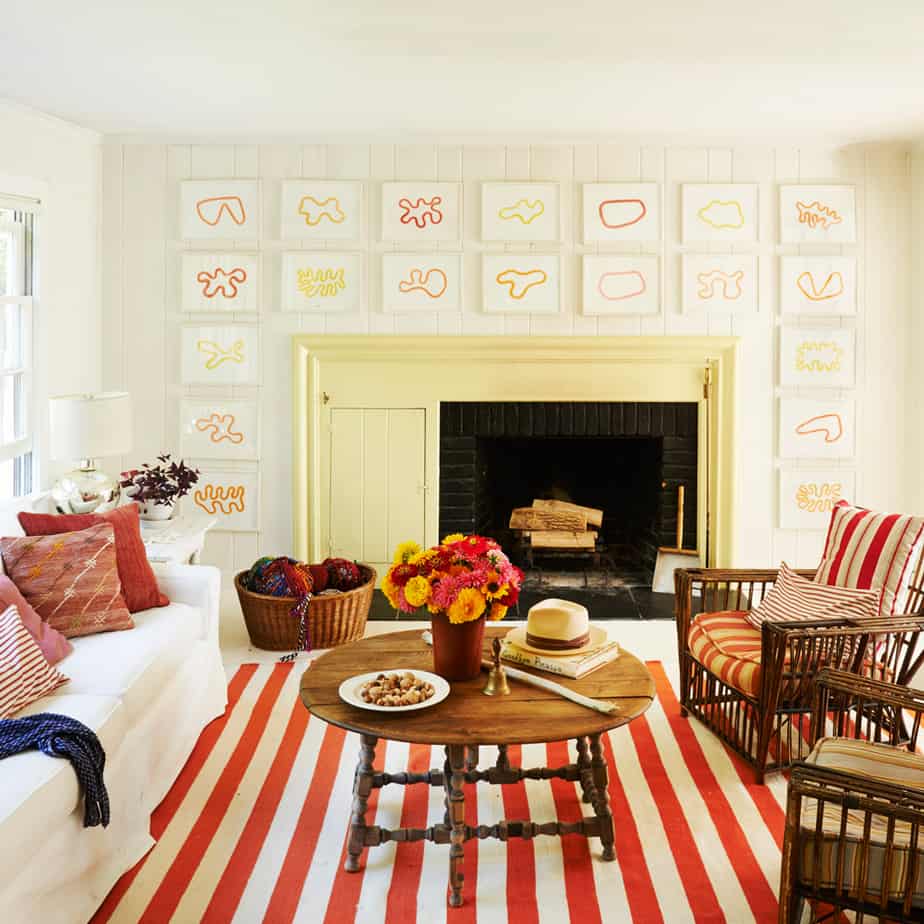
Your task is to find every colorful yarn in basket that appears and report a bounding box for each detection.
[245,557,314,659]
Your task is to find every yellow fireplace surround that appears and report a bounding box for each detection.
[293,335,738,569]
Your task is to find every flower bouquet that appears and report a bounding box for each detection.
[382,534,523,680]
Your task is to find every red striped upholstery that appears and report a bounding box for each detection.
[0,604,69,718]
[816,501,924,619]
[688,610,766,697]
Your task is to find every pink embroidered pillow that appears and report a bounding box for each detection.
[815,501,924,619]
[747,561,880,627]
[0,575,72,664]
[0,604,69,718]
[0,523,134,639]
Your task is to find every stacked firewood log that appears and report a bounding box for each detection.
[508,499,603,550]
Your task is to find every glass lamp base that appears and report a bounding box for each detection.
[52,466,121,514]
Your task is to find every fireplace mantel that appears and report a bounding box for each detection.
[293,336,738,574]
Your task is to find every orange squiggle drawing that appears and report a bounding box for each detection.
[195,196,247,227]
[796,201,842,230]
[398,268,447,298]
[195,412,244,444]
[399,196,443,228]
[796,271,844,301]
[697,270,744,300]
[196,267,247,299]
[298,196,345,226]
[598,199,646,229]
[194,483,246,515]
[597,271,646,301]
[795,481,843,513]
[795,413,844,444]
[495,268,547,300]
[197,339,245,369]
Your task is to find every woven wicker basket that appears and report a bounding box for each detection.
[234,564,377,651]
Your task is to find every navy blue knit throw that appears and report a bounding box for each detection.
[0,713,109,827]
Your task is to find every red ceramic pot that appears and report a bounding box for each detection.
[430,611,486,681]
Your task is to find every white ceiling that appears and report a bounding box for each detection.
[2,0,923,142]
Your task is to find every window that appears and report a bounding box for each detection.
[0,199,36,497]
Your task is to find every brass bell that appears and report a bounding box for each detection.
[482,637,510,697]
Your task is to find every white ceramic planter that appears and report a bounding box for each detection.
[136,499,176,521]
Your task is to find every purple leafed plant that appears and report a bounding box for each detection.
[120,454,200,506]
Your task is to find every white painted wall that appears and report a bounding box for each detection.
[99,141,915,590]
[911,144,924,514]
[0,100,101,483]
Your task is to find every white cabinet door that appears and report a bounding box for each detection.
[327,408,427,577]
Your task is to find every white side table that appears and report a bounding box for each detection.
[140,515,217,565]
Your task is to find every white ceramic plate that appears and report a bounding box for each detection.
[338,669,451,713]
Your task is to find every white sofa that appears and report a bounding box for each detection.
[0,539,227,922]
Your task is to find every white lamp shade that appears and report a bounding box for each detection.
[49,392,133,460]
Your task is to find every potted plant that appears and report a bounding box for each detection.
[120,454,200,521]
[382,534,523,680]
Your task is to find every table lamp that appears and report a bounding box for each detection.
[49,392,133,514]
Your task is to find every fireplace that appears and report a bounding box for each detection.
[439,401,698,587]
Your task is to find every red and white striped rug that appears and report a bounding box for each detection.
[91,661,790,923]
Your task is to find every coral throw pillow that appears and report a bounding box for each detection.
[747,561,880,628]
[0,575,72,664]
[815,501,924,619]
[0,604,69,718]
[0,523,134,638]
[19,504,168,613]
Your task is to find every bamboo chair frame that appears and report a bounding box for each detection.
[780,669,924,923]
[675,561,924,782]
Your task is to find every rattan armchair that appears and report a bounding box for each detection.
[780,669,924,923]
[675,566,924,782]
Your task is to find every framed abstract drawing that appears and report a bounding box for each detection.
[179,399,260,462]
[779,185,856,244]
[381,254,462,312]
[482,254,561,314]
[180,324,260,386]
[281,252,362,311]
[778,469,855,530]
[279,180,362,240]
[681,183,759,244]
[582,183,660,242]
[779,256,857,315]
[180,253,259,312]
[481,182,560,242]
[779,397,856,460]
[581,255,660,315]
[779,327,855,388]
[190,466,260,532]
[681,254,758,312]
[179,180,260,240]
[381,182,461,241]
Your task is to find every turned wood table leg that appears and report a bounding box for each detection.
[588,734,615,861]
[576,735,593,804]
[465,745,479,771]
[496,743,510,771]
[345,734,377,872]
[445,743,467,907]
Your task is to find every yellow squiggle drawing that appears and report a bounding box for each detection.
[498,199,545,224]
[495,268,548,300]
[197,339,245,370]
[795,482,843,513]
[795,340,844,373]
[298,196,345,226]
[297,268,346,298]
[697,199,745,229]
[796,201,842,230]
[194,483,246,515]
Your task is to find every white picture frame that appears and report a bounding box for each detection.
[381,254,462,312]
[482,254,561,314]
[381,182,461,241]
[779,469,856,530]
[180,253,259,312]
[681,183,759,243]
[281,252,361,311]
[779,256,857,315]
[481,182,560,242]
[779,327,856,388]
[190,466,260,532]
[179,399,260,461]
[779,185,856,244]
[280,180,362,241]
[779,397,856,460]
[682,254,758,312]
[179,180,260,240]
[582,183,661,242]
[581,255,660,315]
[180,324,260,386]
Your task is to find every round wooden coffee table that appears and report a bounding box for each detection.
[300,626,654,907]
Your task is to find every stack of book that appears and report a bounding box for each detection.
[500,637,620,679]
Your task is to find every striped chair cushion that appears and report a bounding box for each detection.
[688,610,765,697]
[799,736,924,906]
[746,561,880,628]
[816,501,924,619]
[0,604,69,718]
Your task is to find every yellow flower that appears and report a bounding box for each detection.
[447,588,486,624]
[408,548,436,566]
[489,603,508,621]
[427,602,441,614]
[393,540,421,564]
[404,575,431,608]
[381,573,400,608]
[442,533,464,544]
[486,582,508,600]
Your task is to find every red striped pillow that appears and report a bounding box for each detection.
[0,604,69,718]
[746,561,880,628]
[815,501,924,618]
